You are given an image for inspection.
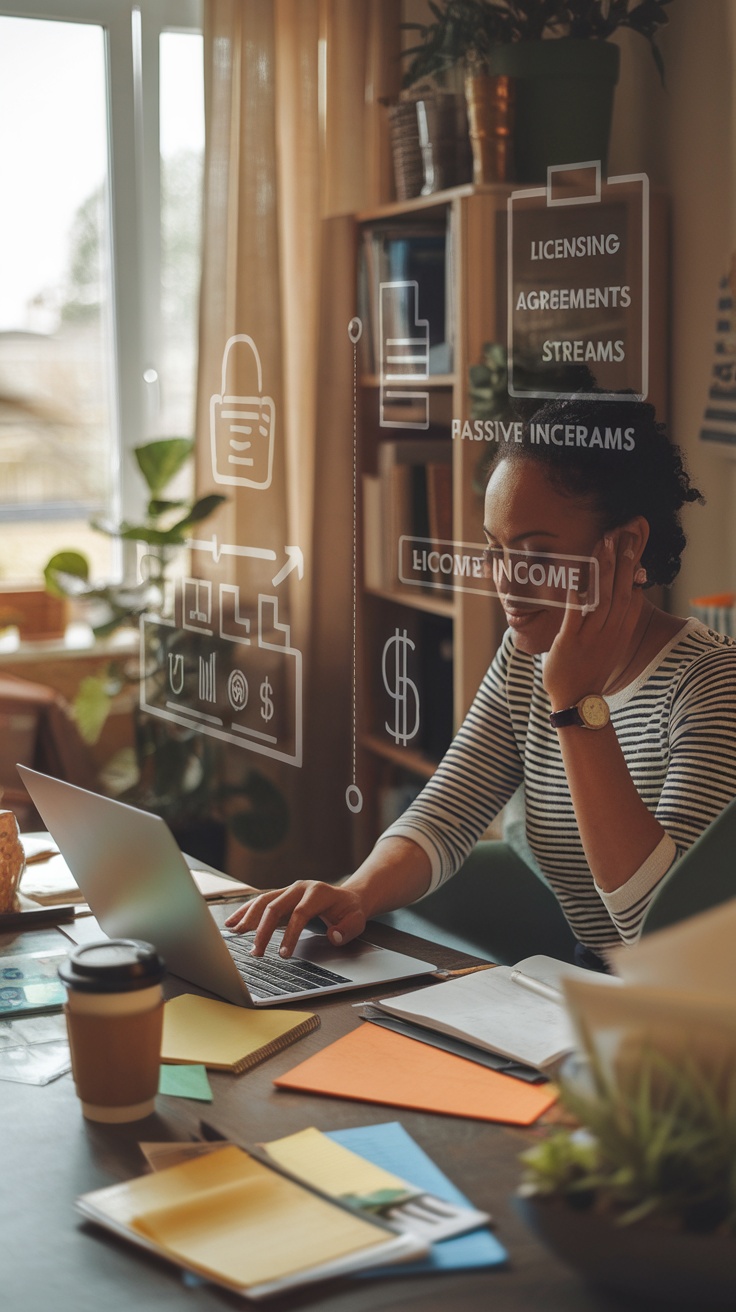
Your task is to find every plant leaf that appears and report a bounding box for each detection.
[171,493,228,531]
[134,438,193,497]
[44,550,89,598]
[147,498,189,517]
[72,674,113,744]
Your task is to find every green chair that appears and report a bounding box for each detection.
[640,796,736,936]
[378,837,578,964]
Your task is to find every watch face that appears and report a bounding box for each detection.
[579,695,610,729]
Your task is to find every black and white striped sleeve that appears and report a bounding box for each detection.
[596,645,736,943]
[378,628,524,893]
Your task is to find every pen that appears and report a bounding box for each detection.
[508,969,562,1003]
[433,964,496,979]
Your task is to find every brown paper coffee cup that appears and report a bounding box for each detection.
[58,939,165,1122]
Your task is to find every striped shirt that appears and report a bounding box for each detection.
[382,618,736,951]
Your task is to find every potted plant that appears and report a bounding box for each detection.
[402,0,674,182]
[517,1039,736,1305]
[44,438,288,866]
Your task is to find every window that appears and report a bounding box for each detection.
[0,0,203,585]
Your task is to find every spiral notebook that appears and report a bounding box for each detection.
[161,994,319,1073]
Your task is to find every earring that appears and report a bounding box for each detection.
[634,567,647,585]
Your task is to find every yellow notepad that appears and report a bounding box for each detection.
[263,1126,415,1205]
[76,1145,425,1297]
[161,994,319,1073]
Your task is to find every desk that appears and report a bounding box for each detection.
[4,923,625,1312]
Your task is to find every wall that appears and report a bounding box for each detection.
[401,1,736,611]
[610,7,736,612]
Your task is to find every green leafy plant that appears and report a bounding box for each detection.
[401,0,673,87]
[43,437,289,855]
[520,1036,736,1234]
[44,438,224,634]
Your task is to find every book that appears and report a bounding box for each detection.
[377,437,451,590]
[273,1021,558,1125]
[160,993,320,1073]
[361,472,383,590]
[137,1123,508,1276]
[75,1144,427,1299]
[374,955,599,1072]
[426,462,453,546]
[360,223,452,377]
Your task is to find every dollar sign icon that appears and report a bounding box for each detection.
[260,676,274,722]
[382,628,420,747]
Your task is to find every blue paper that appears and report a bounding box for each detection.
[325,1121,507,1275]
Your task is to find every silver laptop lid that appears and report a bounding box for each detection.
[17,765,249,1006]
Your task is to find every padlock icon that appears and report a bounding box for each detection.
[210,334,275,489]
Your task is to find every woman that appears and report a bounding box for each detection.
[227,397,736,966]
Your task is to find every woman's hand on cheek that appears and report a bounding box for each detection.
[542,530,640,710]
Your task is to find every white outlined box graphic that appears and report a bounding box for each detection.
[399,537,599,611]
[210,334,275,489]
[379,280,430,429]
[508,162,649,401]
[141,586,302,768]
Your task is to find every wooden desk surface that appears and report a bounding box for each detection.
[4,922,627,1312]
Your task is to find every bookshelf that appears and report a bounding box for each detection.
[352,184,509,856]
[352,181,668,858]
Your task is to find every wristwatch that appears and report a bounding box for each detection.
[549,694,610,730]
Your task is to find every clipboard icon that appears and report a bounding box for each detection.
[507,161,649,402]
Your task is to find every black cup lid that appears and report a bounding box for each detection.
[58,939,166,993]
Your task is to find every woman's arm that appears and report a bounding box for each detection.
[228,629,525,955]
[544,532,668,892]
[225,836,432,957]
[552,719,666,893]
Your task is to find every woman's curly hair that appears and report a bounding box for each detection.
[488,397,704,587]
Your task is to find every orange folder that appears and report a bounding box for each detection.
[273,1022,557,1126]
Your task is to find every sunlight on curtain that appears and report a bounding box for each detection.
[196,0,400,882]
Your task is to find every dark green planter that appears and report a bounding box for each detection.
[489,38,620,182]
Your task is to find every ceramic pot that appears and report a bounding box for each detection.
[489,39,620,182]
[415,91,472,195]
[516,1194,736,1307]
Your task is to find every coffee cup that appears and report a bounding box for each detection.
[58,939,166,1123]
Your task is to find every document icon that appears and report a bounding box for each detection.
[379,280,430,429]
[210,334,275,489]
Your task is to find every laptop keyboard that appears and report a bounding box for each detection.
[222,930,352,999]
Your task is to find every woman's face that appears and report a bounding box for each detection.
[483,457,604,655]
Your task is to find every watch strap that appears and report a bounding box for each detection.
[549,705,583,728]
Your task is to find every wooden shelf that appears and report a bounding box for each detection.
[360,374,456,389]
[356,182,510,224]
[361,734,439,780]
[365,585,455,618]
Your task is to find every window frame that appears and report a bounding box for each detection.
[0,0,203,576]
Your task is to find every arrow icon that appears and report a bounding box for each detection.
[271,545,304,588]
[187,534,276,565]
[187,535,303,587]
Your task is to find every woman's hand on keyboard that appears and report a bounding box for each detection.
[224,882,366,958]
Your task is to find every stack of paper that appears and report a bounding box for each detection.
[274,1022,557,1125]
[76,1144,427,1297]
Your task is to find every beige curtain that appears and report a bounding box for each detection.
[195,0,400,882]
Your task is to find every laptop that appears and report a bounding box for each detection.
[17,766,436,1007]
